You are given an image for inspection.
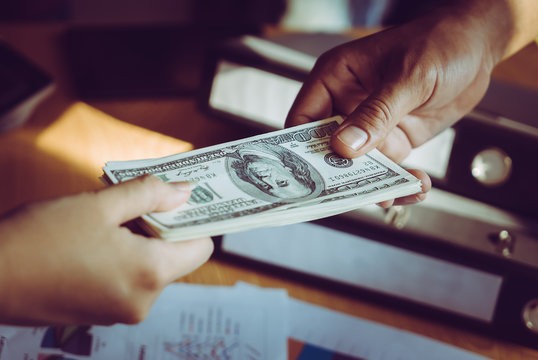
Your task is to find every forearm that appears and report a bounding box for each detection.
[490,0,538,60]
[446,0,538,63]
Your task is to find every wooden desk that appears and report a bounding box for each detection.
[1,23,538,359]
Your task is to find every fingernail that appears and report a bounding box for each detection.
[336,126,368,151]
[169,182,192,193]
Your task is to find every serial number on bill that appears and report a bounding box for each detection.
[328,165,382,182]
[185,173,217,182]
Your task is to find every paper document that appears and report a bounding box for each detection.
[0,282,491,360]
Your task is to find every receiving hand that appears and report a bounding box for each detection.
[0,175,213,326]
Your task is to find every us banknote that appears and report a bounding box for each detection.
[102,116,421,241]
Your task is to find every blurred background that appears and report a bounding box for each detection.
[0,0,440,110]
[0,0,438,27]
[0,0,440,102]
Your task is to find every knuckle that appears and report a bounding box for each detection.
[421,64,438,84]
[399,53,439,98]
[110,277,158,324]
[316,47,338,66]
[137,261,166,293]
[360,96,393,132]
[118,301,152,325]
[415,65,439,99]
[315,45,347,72]
[314,50,331,66]
[104,255,166,325]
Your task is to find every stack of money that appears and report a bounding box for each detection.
[102,116,421,241]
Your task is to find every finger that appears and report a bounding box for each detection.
[154,237,214,283]
[393,168,431,205]
[285,48,347,128]
[377,198,395,209]
[377,169,432,208]
[407,168,432,194]
[97,175,191,224]
[376,126,413,163]
[330,84,418,159]
[285,78,334,128]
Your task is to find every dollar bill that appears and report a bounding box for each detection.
[103,116,421,241]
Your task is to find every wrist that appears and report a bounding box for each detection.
[410,2,504,73]
[431,0,538,64]
[444,1,510,66]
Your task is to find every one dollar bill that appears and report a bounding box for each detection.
[102,116,421,241]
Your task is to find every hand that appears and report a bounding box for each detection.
[377,168,431,208]
[0,175,213,326]
[286,6,498,164]
[285,5,505,206]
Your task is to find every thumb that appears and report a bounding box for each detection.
[97,175,191,224]
[331,86,414,158]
